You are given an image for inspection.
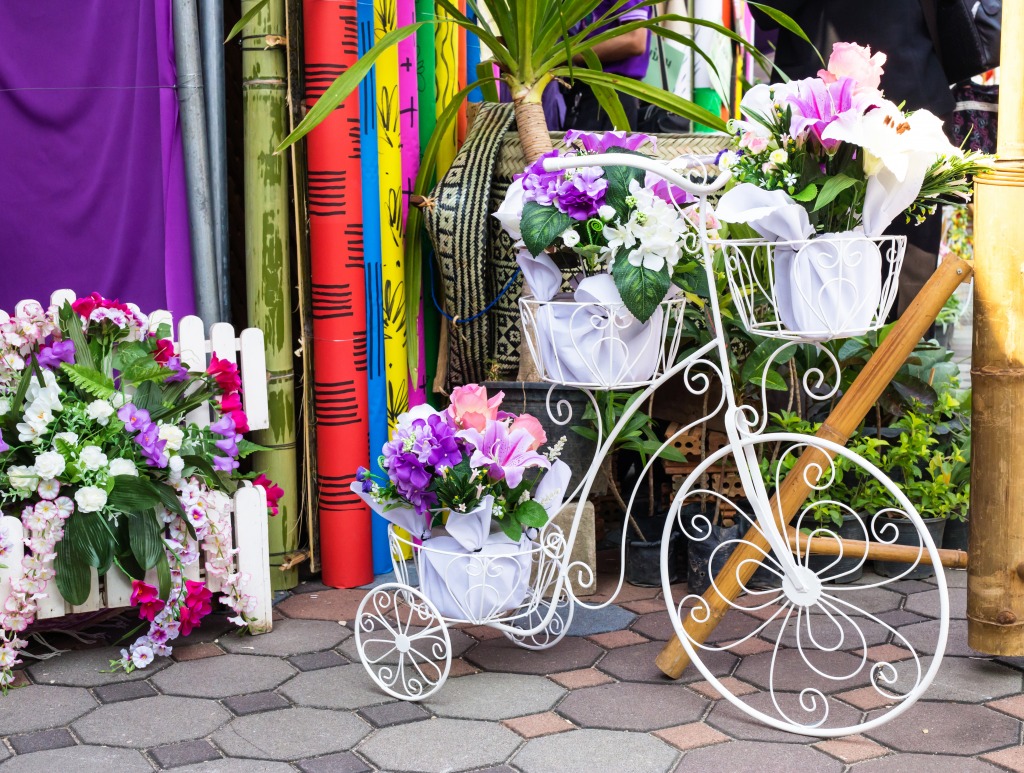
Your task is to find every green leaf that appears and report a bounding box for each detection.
[58,301,96,371]
[121,360,174,387]
[748,2,824,65]
[515,500,550,528]
[740,338,796,385]
[237,439,272,459]
[520,201,574,257]
[751,369,789,391]
[108,476,164,514]
[813,174,859,212]
[112,342,151,373]
[61,363,115,399]
[181,455,231,492]
[602,154,646,217]
[499,516,523,542]
[10,361,35,416]
[54,538,92,606]
[578,49,629,130]
[65,512,116,575]
[152,482,186,519]
[154,550,172,601]
[130,381,159,413]
[128,511,164,570]
[612,256,671,324]
[791,183,818,202]
[225,0,269,42]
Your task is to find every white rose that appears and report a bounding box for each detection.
[33,451,66,480]
[110,392,129,408]
[85,400,115,426]
[718,151,738,171]
[769,148,789,165]
[157,423,184,452]
[7,465,39,491]
[560,228,581,248]
[55,432,79,446]
[0,398,10,416]
[168,455,185,473]
[598,205,616,221]
[79,445,108,471]
[74,486,108,513]
[108,458,138,477]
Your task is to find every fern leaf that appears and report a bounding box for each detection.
[61,364,115,399]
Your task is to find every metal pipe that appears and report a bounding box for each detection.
[173,0,220,325]
[198,0,231,322]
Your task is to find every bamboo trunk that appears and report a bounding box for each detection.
[968,0,1024,652]
[655,256,973,679]
[789,529,968,569]
[242,0,299,590]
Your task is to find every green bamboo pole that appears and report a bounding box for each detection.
[242,0,299,590]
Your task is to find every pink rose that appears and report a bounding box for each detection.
[738,132,770,154]
[509,413,547,451]
[818,42,886,92]
[448,384,504,431]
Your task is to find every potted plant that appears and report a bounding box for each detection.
[0,295,277,689]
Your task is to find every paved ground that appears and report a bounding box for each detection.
[0,562,1022,773]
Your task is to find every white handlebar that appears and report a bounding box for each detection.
[541,152,731,196]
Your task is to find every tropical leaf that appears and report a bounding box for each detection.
[182,454,232,492]
[601,152,646,217]
[153,482,187,519]
[225,0,270,43]
[57,302,95,371]
[61,363,115,399]
[748,2,823,65]
[108,476,163,514]
[578,49,629,130]
[155,550,172,601]
[520,201,574,257]
[128,511,164,570]
[813,174,859,212]
[612,257,671,324]
[54,538,92,606]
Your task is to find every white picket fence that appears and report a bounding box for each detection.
[0,290,273,633]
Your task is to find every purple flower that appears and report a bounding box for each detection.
[37,340,75,370]
[564,129,655,154]
[135,423,168,468]
[457,421,550,489]
[647,177,694,207]
[424,413,463,469]
[210,415,236,437]
[0,430,8,453]
[118,404,151,433]
[381,447,435,514]
[213,455,239,473]
[356,466,369,481]
[164,356,190,383]
[519,149,564,207]
[214,434,241,457]
[786,76,859,153]
[554,166,608,220]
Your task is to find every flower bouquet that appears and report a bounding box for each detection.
[495,131,705,387]
[354,385,571,621]
[713,42,990,340]
[0,294,280,687]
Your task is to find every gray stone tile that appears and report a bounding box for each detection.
[93,680,158,704]
[27,646,167,687]
[171,760,295,773]
[0,685,97,735]
[680,740,842,772]
[852,753,1004,772]
[864,701,1020,755]
[7,728,76,755]
[337,626,474,662]
[901,619,988,658]
[735,649,873,692]
[597,640,736,684]
[424,672,566,721]
[941,568,968,588]
[514,728,678,773]
[148,739,221,768]
[757,613,888,649]
[359,718,519,772]
[887,579,935,595]
[705,692,861,744]
[279,665,391,710]
[222,691,291,716]
[213,707,370,761]
[296,751,373,773]
[464,635,602,674]
[175,614,235,644]
[220,618,351,657]
[72,695,229,748]
[904,588,967,619]
[890,656,1023,703]
[816,586,903,615]
[875,609,928,629]
[150,654,295,698]
[289,650,349,672]
[0,745,153,773]
[358,701,431,728]
[557,682,707,731]
[565,605,637,637]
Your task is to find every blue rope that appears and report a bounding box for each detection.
[429,266,522,325]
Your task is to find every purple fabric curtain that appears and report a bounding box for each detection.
[0,0,195,318]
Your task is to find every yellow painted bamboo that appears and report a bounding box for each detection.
[242,0,299,590]
[434,3,459,176]
[656,256,974,678]
[968,0,1024,654]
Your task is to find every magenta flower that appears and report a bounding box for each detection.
[457,422,550,488]
[0,430,8,453]
[564,129,655,153]
[118,404,151,433]
[787,76,859,153]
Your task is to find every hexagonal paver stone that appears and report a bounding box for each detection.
[359,718,519,772]
[27,646,167,687]
[220,619,351,657]
[0,685,97,735]
[681,740,842,773]
[0,745,154,773]
[276,588,368,621]
[890,656,1023,703]
[565,605,636,637]
[705,692,861,744]
[72,695,229,748]
[212,707,369,761]
[734,649,872,692]
[150,653,295,698]
[854,753,1004,773]
[904,588,967,619]
[279,665,390,710]
[818,586,902,615]
[464,635,601,674]
[172,760,296,773]
[597,640,736,684]
[423,673,565,720]
[513,728,677,773]
[557,682,706,731]
[901,619,987,658]
[338,626,475,662]
[864,701,1020,756]
[757,613,888,650]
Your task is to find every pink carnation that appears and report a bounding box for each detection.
[818,42,886,93]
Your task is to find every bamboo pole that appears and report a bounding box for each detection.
[968,0,1024,654]
[242,0,300,590]
[656,255,973,678]
[789,529,968,570]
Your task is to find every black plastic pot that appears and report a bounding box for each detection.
[807,513,868,584]
[942,516,969,552]
[626,532,680,588]
[873,516,947,580]
[687,519,742,595]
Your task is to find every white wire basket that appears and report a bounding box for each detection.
[715,233,907,342]
[519,293,687,389]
